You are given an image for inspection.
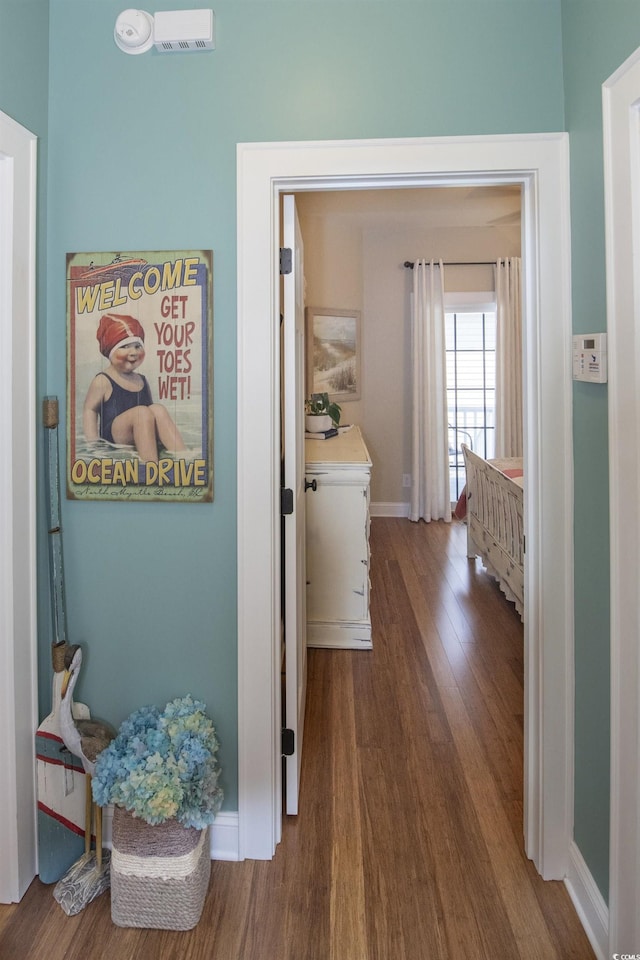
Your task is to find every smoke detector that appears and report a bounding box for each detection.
[114,9,155,55]
[154,9,215,52]
[114,9,215,55]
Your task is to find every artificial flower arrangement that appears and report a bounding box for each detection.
[92,695,223,830]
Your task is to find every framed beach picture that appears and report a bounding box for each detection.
[306,307,361,402]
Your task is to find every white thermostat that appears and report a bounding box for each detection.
[572,333,607,383]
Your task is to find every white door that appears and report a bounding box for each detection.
[282,194,307,815]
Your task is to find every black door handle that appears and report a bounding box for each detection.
[305,478,317,492]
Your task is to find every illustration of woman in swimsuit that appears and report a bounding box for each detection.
[83,313,185,464]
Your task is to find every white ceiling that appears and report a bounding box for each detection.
[295,185,522,229]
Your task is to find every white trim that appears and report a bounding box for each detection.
[565,842,609,960]
[237,135,573,877]
[208,811,240,861]
[0,112,38,904]
[102,807,240,862]
[603,44,640,956]
[370,501,410,518]
[307,622,372,650]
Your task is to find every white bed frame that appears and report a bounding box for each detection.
[461,444,524,619]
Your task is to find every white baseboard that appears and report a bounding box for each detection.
[209,811,240,861]
[102,807,240,862]
[370,501,410,518]
[564,841,608,960]
[307,619,372,649]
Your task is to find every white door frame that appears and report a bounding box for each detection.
[237,134,573,879]
[603,47,640,954]
[0,111,38,902]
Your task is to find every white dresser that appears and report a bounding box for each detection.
[305,426,372,649]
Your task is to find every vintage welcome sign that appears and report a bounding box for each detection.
[67,250,213,502]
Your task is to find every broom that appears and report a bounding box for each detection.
[36,397,110,913]
[36,397,90,883]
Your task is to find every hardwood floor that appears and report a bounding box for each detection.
[0,518,595,959]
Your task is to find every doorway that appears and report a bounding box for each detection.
[0,110,38,903]
[286,187,519,804]
[236,134,573,880]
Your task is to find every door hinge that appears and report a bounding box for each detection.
[280,247,292,275]
[281,487,294,515]
[281,728,295,756]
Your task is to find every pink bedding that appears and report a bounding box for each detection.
[454,458,523,520]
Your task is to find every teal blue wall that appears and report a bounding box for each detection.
[5,0,628,914]
[561,0,640,903]
[44,0,565,812]
[45,0,566,815]
[0,0,49,133]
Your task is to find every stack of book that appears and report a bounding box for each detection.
[305,427,338,440]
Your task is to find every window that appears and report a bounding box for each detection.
[445,297,496,501]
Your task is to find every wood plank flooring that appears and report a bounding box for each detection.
[0,518,595,959]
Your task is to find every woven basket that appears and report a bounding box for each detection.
[110,806,210,930]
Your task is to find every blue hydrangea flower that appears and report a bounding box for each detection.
[92,696,223,826]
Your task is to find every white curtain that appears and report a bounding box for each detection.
[494,257,523,458]
[410,260,451,523]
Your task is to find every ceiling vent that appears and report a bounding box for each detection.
[153,9,215,52]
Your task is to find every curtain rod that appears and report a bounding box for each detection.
[403,260,496,269]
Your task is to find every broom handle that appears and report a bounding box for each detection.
[43,397,67,648]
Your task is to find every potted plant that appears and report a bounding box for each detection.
[92,695,223,930]
[305,392,342,433]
